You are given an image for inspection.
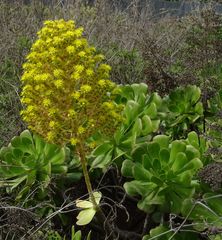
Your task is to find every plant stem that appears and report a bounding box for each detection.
[77,142,116,239]
[78,142,97,206]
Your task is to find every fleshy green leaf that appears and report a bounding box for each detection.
[141,115,153,135]
[133,163,151,181]
[143,225,173,240]
[171,152,188,172]
[169,141,186,163]
[76,200,93,209]
[121,160,134,177]
[153,135,170,149]
[76,208,96,226]
[144,102,157,118]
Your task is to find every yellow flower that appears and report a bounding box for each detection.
[77,126,85,134]
[49,47,56,55]
[75,65,84,73]
[27,52,38,61]
[74,39,82,48]
[89,47,96,52]
[49,108,57,116]
[94,54,105,61]
[35,84,45,91]
[66,45,75,54]
[57,22,65,29]
[79,98,88,106]
[88,119,95,127]
[89,141,97,149]
[53,36,62,45]
[78,51,86,57]
[86,69,94,76]
[71,72,80,80]
[74,27,84,37]
[21,98,32,104]
[36,63,43,68]
[80,85,92,93]
[64,31,75,38]
[72,91,81,100]
[22,85,33,91]
[34,75,42,82]
[20,110,25,116]
[49,121,56,128]
[44,20,53,26]
[46,38,52,45]
[33,73,50,82]
[70,137,78,145]
[106,80,115,88]
[68,109,76,117]
[103,102,114,110]
[47,131,54,142]
[54,79,64,88]
[46,90,53,96]
[26,105,35,113]
[22,63,33,70]
[99,64,111,72]
[98,79,106,87]
[43,99,51,107]
[53,69,64,78]
[42,73,50,81]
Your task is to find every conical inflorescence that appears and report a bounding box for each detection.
[20,19,123,146]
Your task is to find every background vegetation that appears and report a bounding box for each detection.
[1,0,222,147]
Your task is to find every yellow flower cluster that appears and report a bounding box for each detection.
[20,19,123,146]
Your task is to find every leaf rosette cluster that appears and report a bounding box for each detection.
[0,130,67,200]
[90,83,162,169]
[121,132,203,213]
[20,19,123,146]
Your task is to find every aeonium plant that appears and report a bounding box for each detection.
[20,19,123,232]
[0,129,68,201]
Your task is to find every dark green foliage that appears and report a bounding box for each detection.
[162,85,203,138]
[0,130,81,200]
[143,225,199,240]
[181,193,222,231]
[0,130,65,199]
[121,132,203,213]
[89,83,162,169]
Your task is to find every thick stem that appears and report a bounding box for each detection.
[77,142,116,239]
[78,142,97,206]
